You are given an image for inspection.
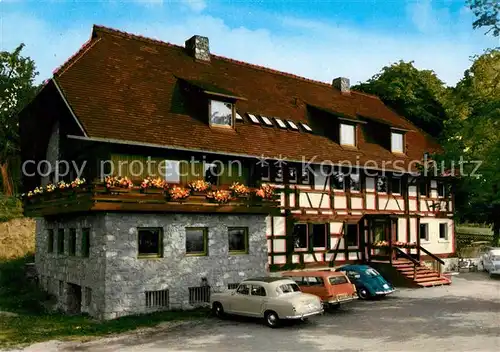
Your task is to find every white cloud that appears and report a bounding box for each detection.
[180,0,206,13]
[2,7,497,87]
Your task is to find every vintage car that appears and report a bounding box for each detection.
[282,270,357,309]
[480,247,500,276]
[335,264,395,299]
[210,277,323,327]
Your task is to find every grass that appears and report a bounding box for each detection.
[0,256,210,348]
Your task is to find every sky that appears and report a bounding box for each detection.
[1,0,499,86]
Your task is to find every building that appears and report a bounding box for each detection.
[19,25,454,319]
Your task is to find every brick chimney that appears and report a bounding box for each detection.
[185,35,210,62]
[332,77,350,93]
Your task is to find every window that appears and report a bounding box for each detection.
[340,123,356,146]
[293,223,308,249]
[286,120,299,130]
[437,182,446,197]
[419,223,429,241]
[81,228,90,257]
[68,229,76,256]
[209,100,233,127]
[204,162,219,185]
[419,181,430,197]
[304,276,324,286]
[377,176,388,193]
[300,123,312,132]
[236,283,250,295]
[391,177,402,195]
[331,172,345,190]
[261,116,273,126]
[329,276,348,285]
[288,167,298,183]
[273,164,284,183]
[349,172,361,191]
[391,132,404,153]
[145,289,169,308]
[276,283,301,295]
[247,113,260,124]
[59,280,64,296]
[300,167,311,185]
[228,227,248,254]
[47,229,54,253]
[189,286,211,304]
[251,285,266,296]
[311,224,327,248]
[439,223,448,240]
[165,160,180,183]
[235,112,244,121]
[345,224,358,247]
[138,228,163,257]
[185,227,208,255]
[274,117,287,128]
[259,163,271,181]
[57,229,65,254]
[84,287,92,306]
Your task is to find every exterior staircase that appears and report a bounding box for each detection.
[390,258,451,287]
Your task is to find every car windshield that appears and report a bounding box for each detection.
[329,276,348,285]
[363,268,380,277]
[276,283,301,295]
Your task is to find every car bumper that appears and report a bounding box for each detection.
[375,289,395,295]
[326,295,358,305]
[489,269,500,274]
[284,308,324,320]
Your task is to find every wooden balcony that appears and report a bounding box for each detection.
[23,185,280,218]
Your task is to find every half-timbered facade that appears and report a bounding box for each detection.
[20,25,454,318]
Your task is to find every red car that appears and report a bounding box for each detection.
[282,270,358,309]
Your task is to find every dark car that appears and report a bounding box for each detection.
[335,264,395,299]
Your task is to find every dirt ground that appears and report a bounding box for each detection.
[9,272,500,352]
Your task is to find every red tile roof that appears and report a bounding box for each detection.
[54,25,441,171]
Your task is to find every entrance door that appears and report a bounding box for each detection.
[66,283,82,314]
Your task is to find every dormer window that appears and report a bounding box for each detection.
[209,100,233,127]
[340,123,356,146]
[391,131,404,153]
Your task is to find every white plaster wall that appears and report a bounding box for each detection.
[333,196,347,209]
[273,239,286,252]
[351,197,363,209]
[419,217,454,254]
[366,194,376,209]
[273,216,286,236]
[398,218,407,242]
[330,222,343,235]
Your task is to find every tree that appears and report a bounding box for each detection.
[352,60,449,138]
[443,49,500,244]
[0,44,38,196]
[468,0,500,37]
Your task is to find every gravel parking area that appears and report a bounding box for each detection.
[13,273,500,352]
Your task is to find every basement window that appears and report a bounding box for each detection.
[81,228,90,258]
[138,228,163,258]
[185,227,208,256]
[69,229,76,256]
[57,229,65,254]
[47,229,54,253]
[209,100,233,127]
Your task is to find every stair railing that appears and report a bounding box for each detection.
[418,245,445,274]
[393,247,422,280]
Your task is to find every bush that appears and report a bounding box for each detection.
[0,195,23,222]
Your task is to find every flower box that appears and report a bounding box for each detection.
[140,188,165,195]
[107,187,133,194]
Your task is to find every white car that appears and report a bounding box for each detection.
[210,277,323,328]
[480,247,500,276]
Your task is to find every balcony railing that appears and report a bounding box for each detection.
[23,183,280,217]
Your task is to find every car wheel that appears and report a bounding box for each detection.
[264,310,280,328]
[212,302,225,319]
[358,288,370,300]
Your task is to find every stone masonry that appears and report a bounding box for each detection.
[35,212,268,319]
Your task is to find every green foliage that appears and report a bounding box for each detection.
[0,255,209,348]
[468,0,500,37]
[352,60,449,137]
[0,194,23,222]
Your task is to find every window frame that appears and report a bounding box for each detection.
[164,159,181,184]
[345,223,359,248]
[439,223,448,240]
[437,181,446,198]
[204,162,220,185]
[349,171,361,192]
[68,228,77,256]
[208,99,234,128]
[81,228,90,258]
[390,177,402,195]
[419,223,429,242]
[340,123,356,147]
[391,131,405,153]
[419,180,430,197]
[228,227,249,254]
[259,163,271,182]
[236,283,250,295]
[137,227,164,258]
[311,223,327,249]
[185,227,208,256]
[376,175,388,193]
[293,223,309,250]
[288,166,298,184]
[331,172,345,191]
